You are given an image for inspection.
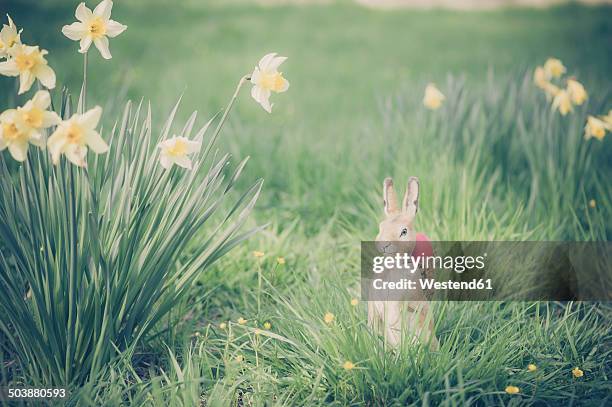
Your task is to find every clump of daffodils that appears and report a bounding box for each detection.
[62,0,127,59]
[533,58,587,116]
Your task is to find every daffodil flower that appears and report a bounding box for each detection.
[250,53,289,113]
[158,136,201,170]
[584,116,609,141]
[62,0,127,60]
[423,83,445,110]
[603,110,612,127]
[533,66,548,89]
[0,110,41,161]
[0,44,56,94]
[505,386,520,395]
[0,15,22,59]
[17,90,61,139]
[566,79,587,105]
[47,106,108,167]
[543,58,566,79]
[552,89,572,116]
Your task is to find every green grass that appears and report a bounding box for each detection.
[1,0,611,405]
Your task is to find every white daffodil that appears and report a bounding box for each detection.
[47,106,108,167]
[250,53,289,113]
[62,0,127,60]
[0,15,22,59]
[0,109,44,162]
[566,79,587,105]
[584,116,608,141]
[158,136,201,170]
[543,58,566,79]
[16,90,61,141]
[0,43,56,94]
[423,83,445,110]
[552,89,572,116]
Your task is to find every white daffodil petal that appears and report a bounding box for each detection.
[18,70,35,94]
[105,20,127,38]
[159,154,172,169]
[29,131,46,148]
[34,64,56,90]
[86,131,109,153]
[173,155,192,170]
[75,2,94,22]
[94,37,112,59]
[0,59,19,76]
[47,131,66,164]
[64,144,87,167]
[251,86,272,113]
[32,90,51,109]
[62,22,86,41]
[0,138,7,150]
[79,106,102,128]
[93,0,113,20]
[42,111,61,127]
[8,141,28,162]
[267,56,287,71]
[79,36,93,53]
[250,67,261,85]
[258,53,277,70]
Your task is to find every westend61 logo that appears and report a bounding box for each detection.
[361,241,612,302]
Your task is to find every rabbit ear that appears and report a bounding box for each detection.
[383,177,399,216]
[403,177,419,217]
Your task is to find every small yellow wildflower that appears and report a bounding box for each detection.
[342,361,355,371]
[572,367,584,378]
[253,250,265,258]
[566,79,587,105]
[505,386,520,395]
[423,83,445,110]
[277,257,285,265]
[219,322,227,329]
[527,364,537,372]
[235,355,244,363]
[238,317,247,325]
[589,199,596,208]
[552,89,572,116]
[584,116,608,141]
[543,58,566,79]
[323,312,334,324]
[350,298,359,306]
[263,322,272,330]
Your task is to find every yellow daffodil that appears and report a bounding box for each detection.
[276,257,285,265]
[17,90,61,138]
[263,322,272,330]
[533,66,548,89]
[527,364,537,372]
[423,83,445,110]
[253,250,265,258]
[62,0,127,60]
[0,15,21,59]
[589,199,596,208]
[158,136,201,170]
[584,116,608,141]
[219,322,227,329]
[343,361,355,370]
[0,110,38,161]
[237,317,247,325]
[505,386,520,395]
[323,312,334,324]
[572,367,584,378]
[566,79,587,105]
[250,52,289,113]
[552,89,572,116]
[350,298,358,306]
[0,44,56,94]
[543,58,566,79]
[47,106,108,167]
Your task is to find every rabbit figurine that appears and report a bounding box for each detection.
[367,177,439,350]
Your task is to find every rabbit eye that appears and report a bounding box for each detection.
[400,228,408,237]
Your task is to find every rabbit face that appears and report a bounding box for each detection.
[375,177,419,254]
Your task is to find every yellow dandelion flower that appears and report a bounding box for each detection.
[238,317,247,325]
[528,364,537,372]
[589,199,596,208]
[505,386,520,395]
[350,298,359,306]
[543,58,566,79]
[263,322,272,330]
[323,312,334,324]
[219,322,227,329]
[253,250,265,258]
[343,361,355,370]
[277,257,285,265]
[572,367,584,378]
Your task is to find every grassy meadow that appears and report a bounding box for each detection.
[1,0,611,405]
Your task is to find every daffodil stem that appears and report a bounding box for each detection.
[209,75,250,147]
[81,52,88,113]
